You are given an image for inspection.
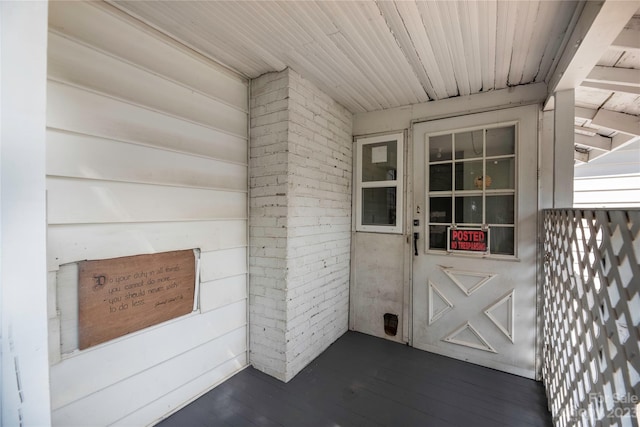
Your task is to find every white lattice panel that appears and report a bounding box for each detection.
[543,210,640,427]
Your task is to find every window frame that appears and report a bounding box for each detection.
[355,132,404,234]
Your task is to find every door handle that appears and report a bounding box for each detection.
[414,232,419,256]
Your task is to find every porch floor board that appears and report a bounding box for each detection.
[157,331,552,427]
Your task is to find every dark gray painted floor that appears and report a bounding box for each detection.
[156,331,552,427]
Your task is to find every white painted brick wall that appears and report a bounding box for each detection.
[249,68,352,382]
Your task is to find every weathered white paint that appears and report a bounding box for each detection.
[47,2,248,425]
[350,233,406,343]
[0,3,52,425]
[412,105,540,379]
[249,68,352,382]
[112,1,576,114]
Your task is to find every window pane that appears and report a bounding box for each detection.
[455,196,482,224]
[486,195,514,224]
[362,141,397,182]
[455,160,483,191]
[430,163,452,191]
[362,187,396,226]
[490,227,515,255]
[429,225,447,250]
[486,158,515,190]
[429,134,452,162]
[430,197,451,223]
[486,126,515,157]
[455,130,483,159]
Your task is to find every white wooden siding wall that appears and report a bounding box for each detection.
[46,3,248,426]
[574,175,640,208]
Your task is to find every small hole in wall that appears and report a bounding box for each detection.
[384,313,398,337]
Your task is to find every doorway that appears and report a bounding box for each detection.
[411,106,539,378]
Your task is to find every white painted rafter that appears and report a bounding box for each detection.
[575,133,612,151]
[545,1,638,100]
[574,149,589,164]
[581,81,640,96]
[592,109,640,137]
[611,28,640,52]
[584,66,640,88]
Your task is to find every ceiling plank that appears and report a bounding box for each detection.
[415,1,459,97]
[441,1,471,96]
[494,1,518,89]
[575,106,598,120]
[478,0,497,92]
[508,1,539,86]
[521,1,556,83]
[546,1,638,97]
[374,1,439,100]
[592,109,640,136]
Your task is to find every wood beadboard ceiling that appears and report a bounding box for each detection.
[111,0,580,114]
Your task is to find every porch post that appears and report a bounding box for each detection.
[0,2,52,425]
[552,89,575,208]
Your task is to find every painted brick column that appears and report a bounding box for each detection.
[249,68,353,382]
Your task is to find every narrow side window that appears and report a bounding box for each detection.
[355,132,404,234]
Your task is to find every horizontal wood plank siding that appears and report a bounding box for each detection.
[574,175,640,208]
[47,2,248,425]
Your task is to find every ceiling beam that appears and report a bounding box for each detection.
[611,28,640,52]
[545,1,638,105]
[592,109,640,136]
[574,148,589,163]
[575,125,597,136]
[585,65,640,87]
[581,81,640,95]
[581,65,640,95]
[612,133,637,150]
[575,133,612,151]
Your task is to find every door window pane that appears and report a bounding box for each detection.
[454,130,483,159]
[429,197,451,223]
[486,195,515,224]
[362,187,396,226]
[429,134,452,162]
[429,225,447,250]
[455,160,483,191]
[486,126,515,157]
[486,158,515,190]
[430,163,452,191]
[362,141,397,182]
[455,196,482,224]
[490,227,515,255]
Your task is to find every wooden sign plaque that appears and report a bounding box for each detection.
[78,250,196,349]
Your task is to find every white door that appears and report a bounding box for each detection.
[411,105,539,379]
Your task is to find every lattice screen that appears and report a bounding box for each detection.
[543,209,640,426]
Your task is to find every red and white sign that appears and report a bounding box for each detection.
[447,227,489,253]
